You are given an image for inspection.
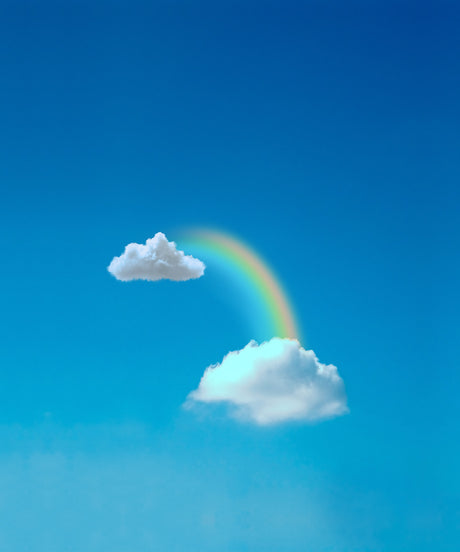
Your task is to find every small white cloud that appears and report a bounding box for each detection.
[108,232,205,282]
[186,338,348,425]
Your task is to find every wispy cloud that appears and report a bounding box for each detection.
[186,338,348,425]
[108,232,205,282]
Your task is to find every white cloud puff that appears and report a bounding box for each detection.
[108,232,205,282]
[186,338,348,425]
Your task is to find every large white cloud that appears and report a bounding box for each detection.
[186,338,348,425]
[108,232,205,282]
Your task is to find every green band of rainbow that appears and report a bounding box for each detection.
[183,229,299,340]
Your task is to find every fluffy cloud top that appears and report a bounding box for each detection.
[108,233,205,282]
[187,338,348,425]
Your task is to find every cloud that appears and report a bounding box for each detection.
[186,338,348,425]
[108,232,205,282]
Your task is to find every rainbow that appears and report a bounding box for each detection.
[179,229,299,340]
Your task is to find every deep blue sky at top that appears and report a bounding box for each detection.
[0,1,458,551]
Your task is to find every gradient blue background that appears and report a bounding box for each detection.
[0,1,458,550]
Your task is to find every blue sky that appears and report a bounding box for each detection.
[0,1,458,550]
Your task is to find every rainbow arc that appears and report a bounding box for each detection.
[180,229,299,340]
